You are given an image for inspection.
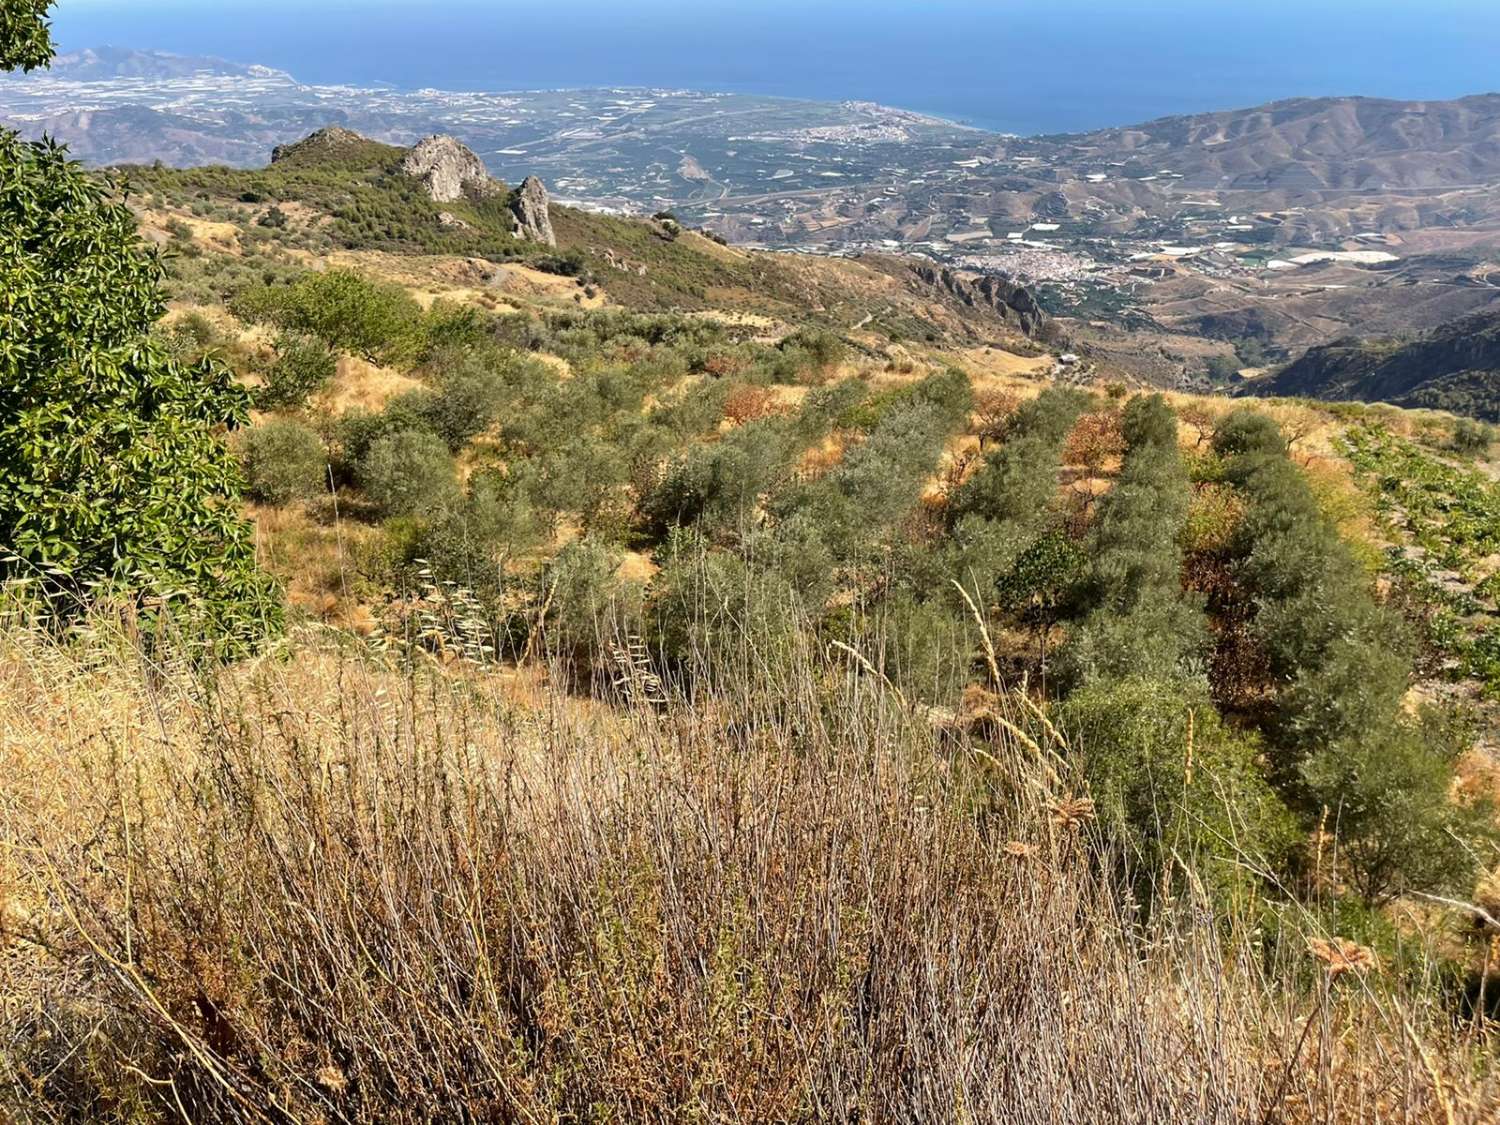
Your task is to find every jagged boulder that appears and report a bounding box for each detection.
[912,264,1050,338]
[400,134,496,203]
[509,176,556,247]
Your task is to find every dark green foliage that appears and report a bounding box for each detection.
[358,430,460,518]
[0,0,52,72]
[0,69,277,646]
[1051,397,1293,899]
[942,387,1091,601]
[1220,416,1486,902]
[993,529,1087,675]
[240,419,328,505]
[541,537,641,676]
[1451,417,1494,457]
[1211,408,1288,458]
[1300,709,1490,903]
[876,590,976,705]
[647,530,805,682]
[949,387,1090,524]
[390,350,517,452]
[773,369,971,570]
[256,332,337,409]
[638,379,865,540]
[1120,391,1180,450]
[1205,354,1240,383]
[1063,395,1203,687]
[778,327,848,377]
[410,468,546,621]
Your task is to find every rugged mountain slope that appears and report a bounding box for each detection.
[1253,310,1500,419]
[1055,94,1500,192]
[125,127,1054,342]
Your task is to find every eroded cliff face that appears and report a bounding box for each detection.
[911,264,1050,338]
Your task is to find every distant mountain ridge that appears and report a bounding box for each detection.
[29,47,286,82]
[1058,93,1500,192]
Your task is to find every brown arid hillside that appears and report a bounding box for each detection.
[1060,94,1500,192]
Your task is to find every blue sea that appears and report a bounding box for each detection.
[51,0,1500,135]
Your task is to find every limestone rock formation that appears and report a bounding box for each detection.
[911,264,1050,338]
[400,134,496,203]
[509,176,556,247]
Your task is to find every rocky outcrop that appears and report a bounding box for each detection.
[911,264,1050,338]
[509,176,556,247]
[1034,190,1070,220]
[271,126,374,165]
[400,134,497,203]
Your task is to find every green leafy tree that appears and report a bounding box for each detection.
[1062,396,1204,687]
[256,332,337,409]
[0,1,52,72]
[233,268,423,365]
[1059,676,1294,902]
[0,8,277,645]
[1217,413,1489,902]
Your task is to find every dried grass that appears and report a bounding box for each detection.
[0,617,1496,1122]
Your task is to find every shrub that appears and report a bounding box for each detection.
[786,327,847,368]
[542,537,640,677]
[357,430,460,518]
[1061,396,1203,688]
[950,387,1090,526]
[411,468,547,631]
[1064,409,1126,479]
[647,531,805,682]
[256,332,337,409]
[1219,425,1487,902]
[876,590,976,705]
[392,357,514,452]
[1211,408,1287,458]
[1451,417,1494,457]
[1059,676,1294,901]
[239,419,328,505]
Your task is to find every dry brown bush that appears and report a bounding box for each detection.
[721,384,781,426]
[0,617,1496,1122]
[1065,410,1127,481]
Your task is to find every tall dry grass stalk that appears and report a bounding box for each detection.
[0,613,1495,1122]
